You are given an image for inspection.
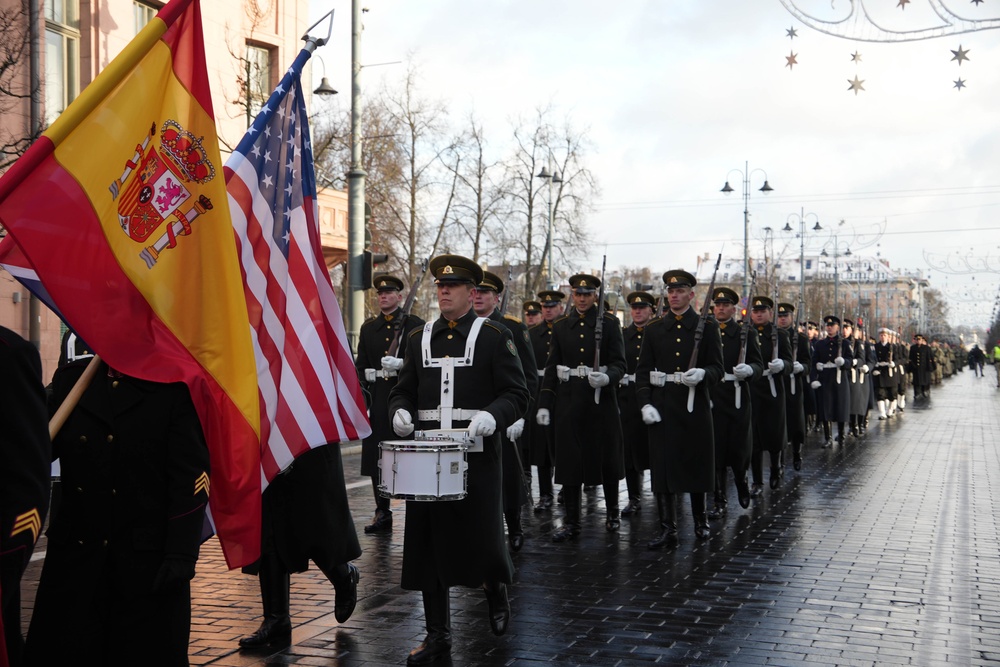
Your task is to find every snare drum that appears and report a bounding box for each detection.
[378,439,469,501]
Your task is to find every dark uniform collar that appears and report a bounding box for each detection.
[433,307,479,336]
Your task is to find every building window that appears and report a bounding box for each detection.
[134,1,160,35]
[805,259,813,270]
[245,44,273,118]
[44,0,80,128]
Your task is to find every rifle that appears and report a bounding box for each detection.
[498,265,513,316]
[835,309,844,385]
[593,255,607,404]
[734,271,757,410]
[657,281,666,319]
[386,258,428,358]
[687,252,722,413]
[790,317,799,396]
[767,283,779,398]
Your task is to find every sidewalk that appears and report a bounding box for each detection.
[19,369,1000,666]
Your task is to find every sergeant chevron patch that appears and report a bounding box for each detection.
[194,472,211,497]
[11,508,41,543]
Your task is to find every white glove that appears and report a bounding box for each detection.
[768,359,785,374]
[392,409,414,436]
[793,361,804,374]
[733,363,754,380]
[835,356,846,367]
[506,418,525,441]
[872,370,881,376]
[536,408,550,426]
[641,404,661,424]
[889,361,896,368]
[381,356,404,372]
[816,362,825,372]
[681,368,706,387]
[861,364,870,373]
[811,380,822,389]
[588,371,610,388]
[468,411,496,437]
[852,358,859,367]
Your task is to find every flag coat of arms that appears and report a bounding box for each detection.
[0,0,261,568]
[225,46,371,482]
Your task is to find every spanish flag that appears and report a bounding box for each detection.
[0,0,260,568]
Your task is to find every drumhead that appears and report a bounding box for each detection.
[379,439,468,452]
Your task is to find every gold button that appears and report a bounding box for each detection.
[112,380,119,388]
[76,486,83,492]
[675,352,680,357]
[676,324,681,329]
[579,334,584,338]
[580,348,585,352]
[676,338,681,343]
[106,435,114,443]
[637,334,642,339]
[79,436,87,443]
[111,489,117,496]
[447,334,454,340]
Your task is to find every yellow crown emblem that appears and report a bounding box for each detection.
[442,265,454,274]
[578,279,586,287]
[716,291,724,299]
[633,296,642,303]
[669,276,677,283]
[755,299,762,306]
[379,280,387,287]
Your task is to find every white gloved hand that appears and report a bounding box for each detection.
[733,363,754,380]
[768,359,785,374]
[835,356,846,367]
[816,362,825,372]
[392,409,414,436]
[889,361,896,368]
[872,370,881,376]
[793,361,804,374]
[811,380,822,389]
[536,408,550,426]
[381,356,404,372]
[852,358,859,367]
[468,411,496,437]
[506,418,525,441]
[681,368,706,387]
[861,364,870,373]
[588,371,610,388]
[641,404,661,424]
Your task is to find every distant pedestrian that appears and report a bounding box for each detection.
[968,345,985,377]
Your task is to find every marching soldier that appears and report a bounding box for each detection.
[842,319,866,437]
[635,270,724,547]
[355,274,426,534]
[812,316,853,446]
[388,254,529,665]
[523,300,543,328]
[707,287,762,518]
[536,274,626,541]
[909,334,935,399]
[894,333,908,412]
[0,326,50,667]
[618,291,655,517]
[776,303,810,470]
[804,321,820,432]
[528,290,565,512]
[873,328,898,420]
[473,271,537,552]
[748,297,793,494]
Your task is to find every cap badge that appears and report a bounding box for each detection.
[442,265,454,274]
[669,276,677,283]
[578,279,586,287]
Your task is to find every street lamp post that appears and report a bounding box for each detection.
[535,163,562,289]
[782,208,821,319]
[344,0,367,353]
[722,161,773,297]
[821,234,852,316]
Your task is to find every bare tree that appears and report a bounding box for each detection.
[0,1,41,172]
[218,0,275,150]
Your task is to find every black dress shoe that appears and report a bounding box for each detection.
[483,583,510,636]
[750,483,763,498]
[333,563,360,623]
[551,524,579,542]
[364,509,393,534]
[556,489,564,505]
[736,476,751,508]
[822,439,833,449]
[533,495,553,513]
[707,504,726,520]
[793,457,802,471]
[407,637,451,665]
[769,468,781,490]
[694,524,711,539]
[605,512,620,532]
[509,533,524,552]
[239,615,292,650]
[647,527,678,550]
[620,498,641,516]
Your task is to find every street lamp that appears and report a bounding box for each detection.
[820,226,852,315]
[721,161,773,297]
[782,208,821,319]
[535,164,563,289]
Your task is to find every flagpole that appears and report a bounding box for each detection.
[346,0,366,354]
[49,355,102,440]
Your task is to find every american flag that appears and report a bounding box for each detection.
[225,47,371,483]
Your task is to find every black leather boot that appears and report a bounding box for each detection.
[647,492,678,549]
[691,493,710,539]
[552,485,581,542]
[483,581,511,636]
[319,562,360,623]
[604,479,620,532]
[735,470,751,509]
[408,588,452,665]
[707,469,727,520]
[239,555,292,649]
[620,470,642,516]
[792,441,802,471]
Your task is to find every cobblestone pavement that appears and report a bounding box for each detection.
[19,370,1000,666]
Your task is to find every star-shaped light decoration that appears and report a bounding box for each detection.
[851,51,862,62]
[954,78,966,90]
[951,45,970,65]
[787,26,798,39]
[848,75,865,95]
[897,0,910,7]
[786,51,798,69]
[972,0,983,5]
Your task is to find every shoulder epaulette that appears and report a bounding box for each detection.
[503,314,522,324]
[483,320,505,334]
[407,327,423,339]
[553,315,569,324]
